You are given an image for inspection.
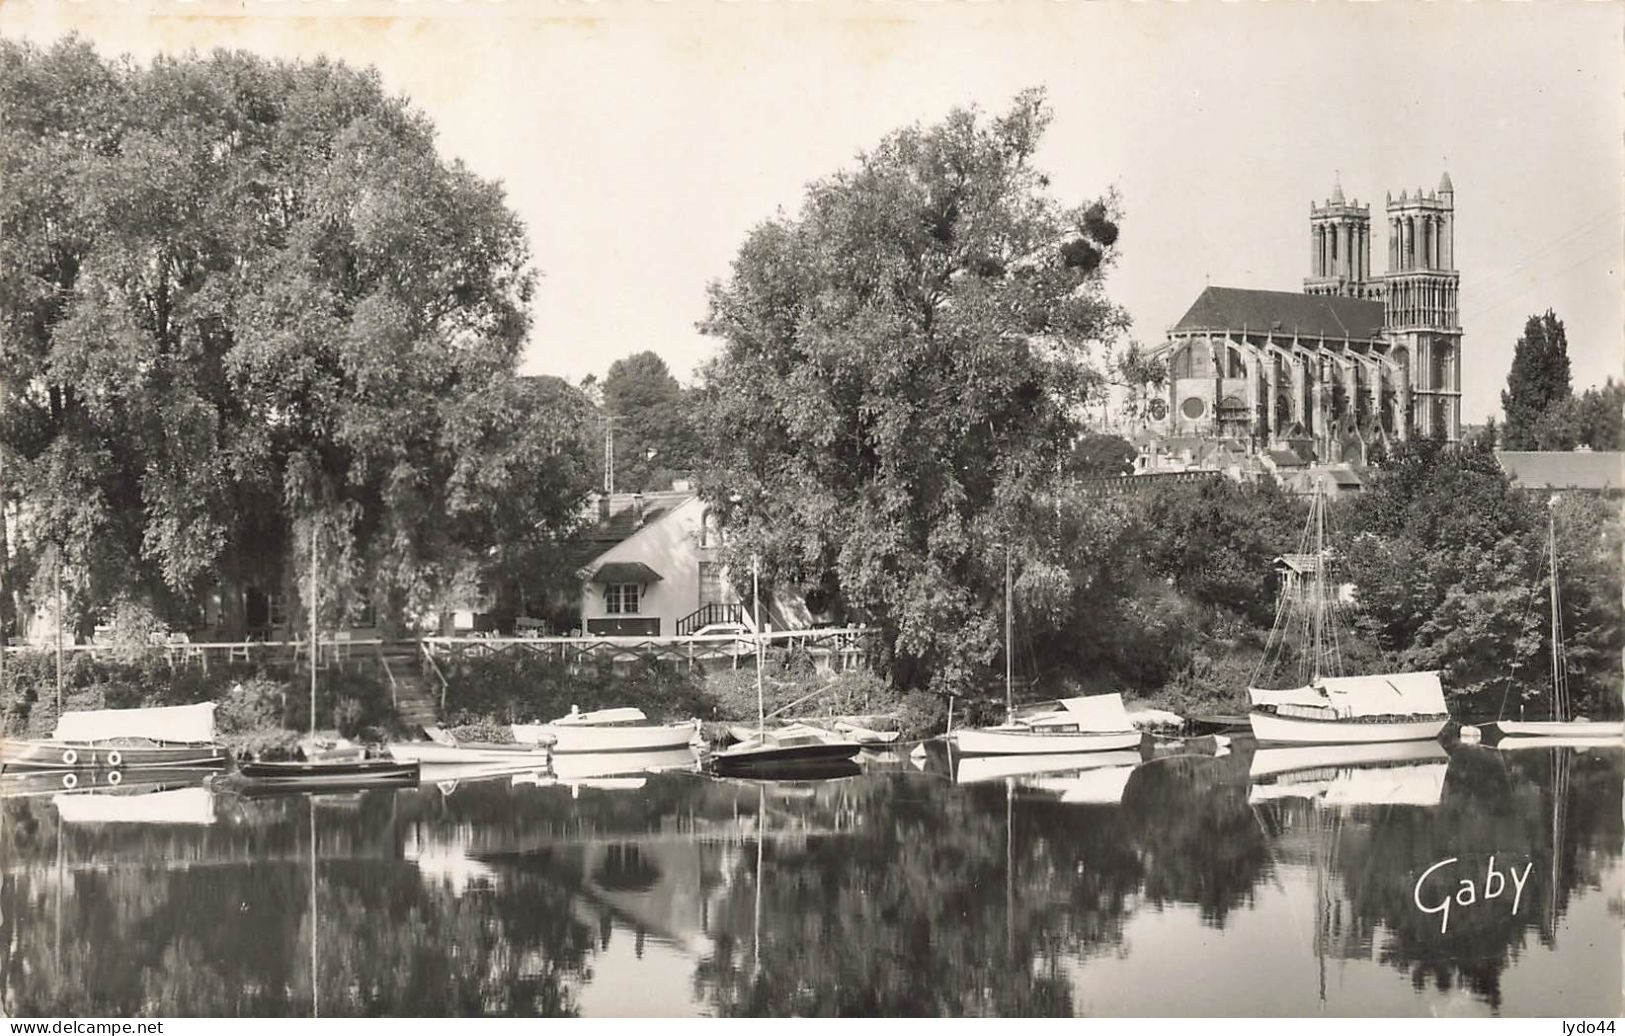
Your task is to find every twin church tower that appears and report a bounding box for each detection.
[1156,174,1462,460]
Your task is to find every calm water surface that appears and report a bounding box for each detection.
[1,739,1619,1017]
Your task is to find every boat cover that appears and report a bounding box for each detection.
[52,702,217,744]
[53,787,215,825]
[550,707,648,726]
[1055,693,1134,732]
[1249,672,1446,718]
[1319,671,1447,717]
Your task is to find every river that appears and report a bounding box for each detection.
[1,739,1619,1017]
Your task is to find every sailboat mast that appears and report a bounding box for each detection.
[1311,484,1325,684]
[1547,504,1565,724]
[309,523,318,742]
[753,553,764,735]
[1005,546,1014,720]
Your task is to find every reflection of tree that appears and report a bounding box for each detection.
[691,776,1145,1016]
[0,795,596,1016]
[1122,754,1271,925]
[1280,747,1623,1013]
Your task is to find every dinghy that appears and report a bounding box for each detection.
[233,756,420,792]
[0,702,229,771]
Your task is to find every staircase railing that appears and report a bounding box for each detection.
[675,602,745,637]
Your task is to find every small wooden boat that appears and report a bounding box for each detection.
[512,707,700,753]
[232,757,420,792]
[388,727,552,766]
[0,702,229,772]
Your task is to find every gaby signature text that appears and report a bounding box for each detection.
[1412,855,1533,935]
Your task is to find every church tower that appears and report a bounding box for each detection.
[1305,177,1378,299]
[1382,173,1461,440]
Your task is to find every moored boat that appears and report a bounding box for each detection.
[387,738,552,766]
[231,757,420,792]
[1247,484,1450,745]
[1482,501,1623,744]
[950,694,1144,755]
[0,702,229,772]
[707,727,863,775]
[512,706,699,753]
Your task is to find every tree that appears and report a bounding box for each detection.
[697,89,1128,701]
[0,39,588,636]
[1573,378,1625,450]
[601,351,700,492]
[1064,433,1136,478]
[1500,310,1572,449]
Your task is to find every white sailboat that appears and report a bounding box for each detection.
[949,547,1142,755]
[1247,483,1449,745]
[1485,500,1623,744]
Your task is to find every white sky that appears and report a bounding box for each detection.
[5,0,1622,423]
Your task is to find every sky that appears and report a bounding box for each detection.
[4,0,1621,424]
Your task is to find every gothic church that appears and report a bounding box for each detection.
[1149,174,1462,464]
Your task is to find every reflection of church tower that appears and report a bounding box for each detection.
[1382,174,1461,440]
[1305,177,1379,300]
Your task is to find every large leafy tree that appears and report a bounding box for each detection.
[1500,310,1572,450]
[601,350,700,492]
[0,38,589,635]
[697,89,1128,700]
[1341,439,1620,716]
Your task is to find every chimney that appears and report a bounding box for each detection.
[632,493,645,525]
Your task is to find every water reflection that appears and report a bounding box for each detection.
[0,741,1618,1017]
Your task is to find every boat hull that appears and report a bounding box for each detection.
[1484,720,1623,741]
[387,742,551,765]
[0,738,229,772]
[232,759,420,792]
[513,722,697,753]
[1248,711,1448,744]
[708,741,862,775]
[948,728,1143,755]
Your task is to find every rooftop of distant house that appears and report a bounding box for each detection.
[1495,450,1625,493]
[1170,286,1386,342]
[567,486,699,569]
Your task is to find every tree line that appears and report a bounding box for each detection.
[2,41,1617,719]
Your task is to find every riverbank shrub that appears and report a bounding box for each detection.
[438,653,715,727]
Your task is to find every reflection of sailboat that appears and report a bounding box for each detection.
[1248,741,1449,807]
[1249,485,1450,744]
[954,751,1141,805]
[1486,501,1624,743]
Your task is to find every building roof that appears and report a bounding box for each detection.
[1171,286,1385,342]
[1496,451,1625,493]
[1266,447,1308,468]
[588,560,665,585]
[567,490,699,570]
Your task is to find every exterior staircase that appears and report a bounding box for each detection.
[377,644,440,730]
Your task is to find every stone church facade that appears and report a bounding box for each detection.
[1149,174,1462,464]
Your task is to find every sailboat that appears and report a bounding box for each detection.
[234,525,418,790]
[1247,482,1450,745]
[1485,500,1623,744]
[707,555,862,775]
[948,547,1142,755]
